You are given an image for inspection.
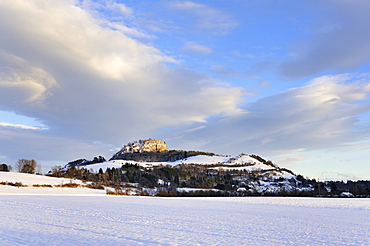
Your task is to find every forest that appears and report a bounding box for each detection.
[2,154,369,197]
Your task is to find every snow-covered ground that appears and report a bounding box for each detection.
[81,154,278,172]
[83,155,232,172]
[0,172,85,186]
[1,185,369,245]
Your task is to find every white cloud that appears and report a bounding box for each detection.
[0,122,42,130]
[0,0,244,165]
[78,0,133,20]
[0,51,57,112]
[171,74,370,157]
[170,1,238,34]
[182,42,212,55]
[78,0,155,40]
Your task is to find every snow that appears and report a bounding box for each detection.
[172,155,230,164]
[80,154,277,172]
[79,161,124,172]
[0,185,105,196]
[1,187,369,245]
[278,170,296,179]
[230,154,265,165]
[176,187,219,192]
[78,155,233,172]
[0,172,85,186]
[210,164,273,172]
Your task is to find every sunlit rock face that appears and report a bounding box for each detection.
[118,139,169,154]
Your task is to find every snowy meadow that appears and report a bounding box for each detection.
[1,185,369,246]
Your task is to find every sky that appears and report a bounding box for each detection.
[0,0,369,180]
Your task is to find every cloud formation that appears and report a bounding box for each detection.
[0,122,42,130]
[281,0,370,78]
[0,0,244,162]
[182,42,213,55]
[170,1,238,34]
[171,74,370,157]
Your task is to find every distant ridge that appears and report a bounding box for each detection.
[55,139,319,196]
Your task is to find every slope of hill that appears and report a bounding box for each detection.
[0,172,84,186]
[0,172,107,196]
[82,153,294,176]
[28,139,326,196]
[61,149,313,196]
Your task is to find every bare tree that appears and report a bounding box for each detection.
[16,159,37,174]
[50,165,62,177]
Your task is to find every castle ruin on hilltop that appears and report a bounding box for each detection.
[121,139,169,153]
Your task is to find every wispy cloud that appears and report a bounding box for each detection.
[170,1,238,34]
[258,81,271,88]
[0,122,42,130]
[182,42,212,55]
[171,74,370,156]
[77,0,134,22]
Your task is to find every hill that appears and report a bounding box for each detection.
[48,139,318,196]
[3,138,370,197]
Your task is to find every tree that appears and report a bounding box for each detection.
[16,159,37,174]
[50,165,63,177]
[0,164,10,172]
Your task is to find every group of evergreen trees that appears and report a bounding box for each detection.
[0,163,11,172]
[66,156,106,167]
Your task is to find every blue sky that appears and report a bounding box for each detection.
[0,0,369,180]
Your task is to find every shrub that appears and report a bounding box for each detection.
[32,184,53,188]
[55,183,80,188]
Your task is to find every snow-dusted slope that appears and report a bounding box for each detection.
[172,155,230,165]
[0,172,106,196]
[0,172,84,186]
[80,154,285,172]
[75,154,302,194]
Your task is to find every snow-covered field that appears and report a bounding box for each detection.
[1,172,369,245]
[0,172,85,186]
[1,185,369,245]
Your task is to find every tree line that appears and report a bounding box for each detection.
[47,163,370,197]
[2,158,369,197]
